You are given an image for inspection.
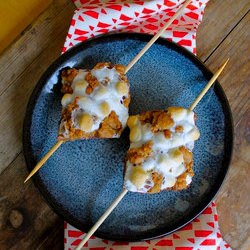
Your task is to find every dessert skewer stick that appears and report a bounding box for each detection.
[24,0,192,183]
[189,58,229,111]
[75,59,229,249]
[24,141,63,183]
[125,0,192,74]
[76,189,128,250]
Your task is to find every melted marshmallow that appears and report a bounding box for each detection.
[124,108,200,193]
[61,66,129,135]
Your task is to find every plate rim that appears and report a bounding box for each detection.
[23,32,234,241]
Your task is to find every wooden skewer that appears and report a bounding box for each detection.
[24,0,192,183]
[24,140,63,183]
[75,189,128,250]
[75,59,229,249]
[189,58,229,111]
[125,0,192,74]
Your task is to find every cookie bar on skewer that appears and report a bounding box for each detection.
[58,62,130,141]
[24,62,130,182]
[124,107,200,193]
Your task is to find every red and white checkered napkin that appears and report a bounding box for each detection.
[64,202,230,250]
[63,0,207,54]
[63,1,231,249]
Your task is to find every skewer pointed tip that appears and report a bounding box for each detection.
[214,58,230,78]
[189,58,229,111]
[24,175,31,183]
[221,58,230,69]
[23,141,63,184]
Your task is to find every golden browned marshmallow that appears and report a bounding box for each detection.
[127,115,139,128]
[129,126,142,142]
[74,81,88,95]
[169,148,184,165]
[79,114,93,132]
[130,166,149,189]
[100,101,110,116]
[116,81,129,95]
[188,127,200,140]
[167,106,187,121]
[61,93,72,107]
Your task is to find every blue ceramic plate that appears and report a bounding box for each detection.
[23,33,233,241]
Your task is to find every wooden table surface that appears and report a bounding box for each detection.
[0,1,249,249]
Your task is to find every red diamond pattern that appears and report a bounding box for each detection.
[64,0,211,53]
[155,239,173,246]
[83,10,99,19]
[63,1,231,249]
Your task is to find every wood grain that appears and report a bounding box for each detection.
[0,0,249,249]
[0,153,63,249]
[217,154,250,249]
[204,14,250,125]
[0,0,72,95]
[203,13,250,249]
[0,0,75,174]
[197,0,250,61]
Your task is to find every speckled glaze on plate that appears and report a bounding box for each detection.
[23,33,233,241]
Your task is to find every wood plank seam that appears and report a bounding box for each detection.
[0,0,72,97]
[203,9,250,63]
[0,2,76,173]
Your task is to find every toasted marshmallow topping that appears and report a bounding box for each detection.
[124,107,200,193]
[59,63,130,140]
